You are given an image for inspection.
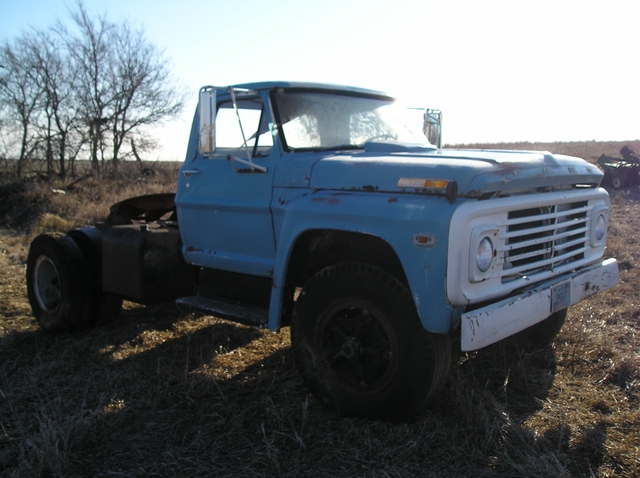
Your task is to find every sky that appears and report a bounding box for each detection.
[1,0,639,161]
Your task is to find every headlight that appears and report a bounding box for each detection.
[594,213,606,241]
[590,206,609,247]
[469,226,498,282]
[476,237,493,273]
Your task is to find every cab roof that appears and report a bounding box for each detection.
[223,81,394,99]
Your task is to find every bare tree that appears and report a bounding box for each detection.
[60,5,116,173]
[0,41,40,177]
[62,2,184,172]
[0,2,185,177]
[26,30,82,177]
[109,23,183,165]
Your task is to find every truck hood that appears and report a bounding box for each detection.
[309,141,603,198]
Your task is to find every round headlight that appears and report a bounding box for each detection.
[476,237,493,273]
[594,214,606,241]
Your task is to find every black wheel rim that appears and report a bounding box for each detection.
[315,299,398,394]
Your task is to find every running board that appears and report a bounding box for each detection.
[176,296,268,327]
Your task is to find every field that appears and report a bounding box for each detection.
[1,142,639,477]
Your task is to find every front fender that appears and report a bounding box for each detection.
[271,188,462,333]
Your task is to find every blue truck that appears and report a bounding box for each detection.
[26,82,619,419]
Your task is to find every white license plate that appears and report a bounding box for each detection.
[551,281,571,313]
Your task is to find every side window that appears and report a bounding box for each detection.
[216,100,273,156]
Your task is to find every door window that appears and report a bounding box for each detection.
[216,100,273,157]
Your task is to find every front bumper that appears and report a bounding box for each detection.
[460,258,619,351]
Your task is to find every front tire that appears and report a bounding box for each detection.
[26,233,92,331]
[512,309,567,351]
[291,263,450,420]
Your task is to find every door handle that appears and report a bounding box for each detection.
[182,169,201,177]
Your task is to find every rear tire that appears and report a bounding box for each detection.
[67,228,122,325]
[26,233,92,331]
[291,263,450,420]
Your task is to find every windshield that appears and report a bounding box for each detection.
[273,90,433,151]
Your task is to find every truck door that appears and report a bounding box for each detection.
[176,93,278,277]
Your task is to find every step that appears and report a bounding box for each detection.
[176,295,269,327]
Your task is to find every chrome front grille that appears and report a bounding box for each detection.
[501,201,589,283]
[448,188,610,307]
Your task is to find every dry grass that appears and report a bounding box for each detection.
[1,145,639,477]
[0,161,180,232]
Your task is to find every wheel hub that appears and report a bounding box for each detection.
[318,303,397,392]
[340,337,362,359]
[34,256,61,311]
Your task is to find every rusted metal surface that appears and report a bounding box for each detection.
[460,258,618,352]
[105,193,177,225]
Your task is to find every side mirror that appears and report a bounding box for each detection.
[199,87,216,157]
[423,109,442,149]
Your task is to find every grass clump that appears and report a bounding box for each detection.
[30,213,73,236]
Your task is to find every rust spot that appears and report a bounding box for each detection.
[312,197,339,204]
[186,246,204,253]
[106,192,176,224]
